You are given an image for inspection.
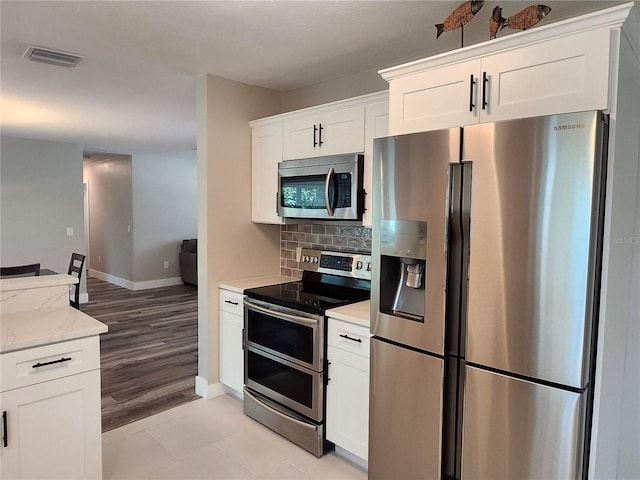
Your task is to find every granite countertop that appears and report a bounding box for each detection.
[1,307,108,354]
[326,300,371,328]
[218,275,298,294]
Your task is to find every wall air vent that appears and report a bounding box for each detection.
[23,45,83,68]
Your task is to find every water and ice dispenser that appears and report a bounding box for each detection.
[378,220,427,322]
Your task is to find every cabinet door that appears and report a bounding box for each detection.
[0,370,102,480]
[220,309,244,394]
[481,27,611,123]
[326,345,369,461]
[283,106,365,160]
[363,100,389,228]
[251,123,283,224]
[388,59,480,135]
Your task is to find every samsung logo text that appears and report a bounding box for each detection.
[554,123,585,131]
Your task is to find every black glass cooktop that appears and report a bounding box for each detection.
[245,271,370,315]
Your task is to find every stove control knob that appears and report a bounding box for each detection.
[356,261,363,270]
[367,262,372,272]
[302,255,309,263]
[312,256,319,264]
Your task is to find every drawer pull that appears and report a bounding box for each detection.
[225,300,239,306]
[2,411,7,447]
[32,357,72,369]
[339,333,362,343]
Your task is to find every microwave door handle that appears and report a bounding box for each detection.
[325,167,336,217]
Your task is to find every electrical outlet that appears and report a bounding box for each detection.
[163,261,169,269]
[66,227,74,236]
[296,247,302,262]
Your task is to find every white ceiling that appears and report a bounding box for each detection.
[0,0,623,155]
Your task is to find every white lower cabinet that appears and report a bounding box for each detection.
[0,337,103,479]
[219,288,244,395]
[326,318,371,461]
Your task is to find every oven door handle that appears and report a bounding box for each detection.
[324,167,336,217]
[243,299,320,327]
[244,389,318,430]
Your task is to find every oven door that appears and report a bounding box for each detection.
[244,298,323,371]
[277,155,362,220]
[245,346,324,422]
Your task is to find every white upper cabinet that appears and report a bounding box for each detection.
[250,91,389,225]
[388,59,479,132]
[363,100,389,227]
[283,105,365,160]
[481,27,610,123]
[251,123,283,224]
[383,21,613,135]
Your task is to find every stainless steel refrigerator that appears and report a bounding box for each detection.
[369,111,608,479]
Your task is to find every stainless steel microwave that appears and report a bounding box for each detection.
[277,154,364,220]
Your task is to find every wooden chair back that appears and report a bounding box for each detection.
[0,263,41,277]
[67,253,86,309]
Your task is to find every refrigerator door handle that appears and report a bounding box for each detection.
[445,162,472,358]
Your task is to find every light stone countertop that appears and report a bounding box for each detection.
[326,300,371,328]
[1,307,108,354]
[0,273,78,292]
[218,275,298,294]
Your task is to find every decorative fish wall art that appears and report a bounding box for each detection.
[490,4,552,39]
[435,1,485,39]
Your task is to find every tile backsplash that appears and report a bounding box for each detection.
[281,223,372,278]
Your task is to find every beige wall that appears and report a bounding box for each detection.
[281,67,387,112]
[196,74,282,386]
[83,156,134,281]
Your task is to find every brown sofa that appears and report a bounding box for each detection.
[179,239,198,285]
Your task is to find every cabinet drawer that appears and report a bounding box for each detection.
[219,289,244,315]
[327,319,370,357]
[1,336,100,392]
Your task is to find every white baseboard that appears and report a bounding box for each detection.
[89,269,183,291]
[195,376,226,399]
[334,446,368,471]
[132,277,183,290]
[89,269,134,289]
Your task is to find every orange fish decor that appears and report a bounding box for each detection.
[490,4,552,39]
[435,1,485,39]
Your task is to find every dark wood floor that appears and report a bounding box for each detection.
[81,276,200,432]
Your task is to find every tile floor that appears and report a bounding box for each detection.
[102,394,368,480]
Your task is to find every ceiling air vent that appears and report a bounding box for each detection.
[23,45,83,68]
